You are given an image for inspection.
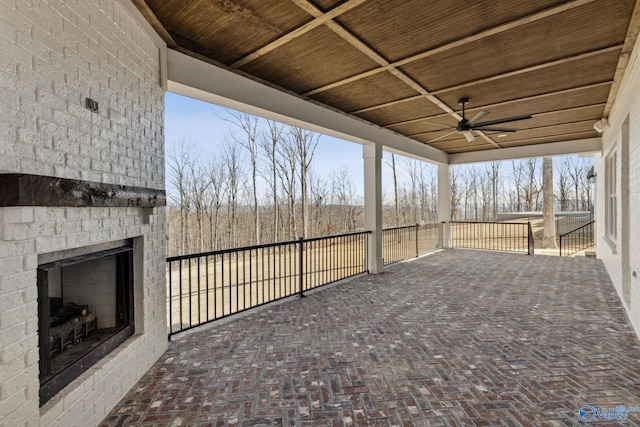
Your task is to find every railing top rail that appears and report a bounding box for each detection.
[450,220,530,226]
[559,220,595,238]
[301,230,370,243]
[383,223,438,231]
[167,230,371,262]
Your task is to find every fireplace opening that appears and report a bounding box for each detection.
[38,245,135,406]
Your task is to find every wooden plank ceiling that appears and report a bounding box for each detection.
[133,0,639,155]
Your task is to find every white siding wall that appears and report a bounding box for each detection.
[0,0,167,425]
[595,31,640,337]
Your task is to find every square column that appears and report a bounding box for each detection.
[363,143,383,273]
[438,164,452,248]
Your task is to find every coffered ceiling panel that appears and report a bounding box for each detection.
[134,0,639,155]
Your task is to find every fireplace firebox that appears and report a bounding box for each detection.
[37,244,135,406]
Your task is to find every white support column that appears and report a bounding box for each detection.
[363,143,384,273]
[438,164,452,248]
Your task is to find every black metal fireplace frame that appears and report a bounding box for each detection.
[37,246,135,406]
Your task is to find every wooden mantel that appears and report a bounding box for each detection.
[0,174,166,208]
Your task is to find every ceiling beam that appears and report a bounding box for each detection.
[282,3,483,145]
[353,47,619,118]
[433,45,622,97]
[384,82,612,128]
[230,0,369,69]
[303,0,598,97]
[351,95,424,115]
[604,0,640,116]
[128,0,177,46]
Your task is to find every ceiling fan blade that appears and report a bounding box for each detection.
[466,111,489,126]
[473,127,518,132]
[462,131,475,142]
[426,130,457,143]
[472,114,532,128]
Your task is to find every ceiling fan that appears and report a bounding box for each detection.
[426,97,532,143]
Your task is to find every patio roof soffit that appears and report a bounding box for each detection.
[134,0,639,163]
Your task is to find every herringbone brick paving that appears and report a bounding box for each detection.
[101,250,640,426]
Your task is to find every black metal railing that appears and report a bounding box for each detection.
[382,223,439,265]
[559,220,595,256]
[166,231,369,336]
[555,212,594,237]
[451,221,534,254]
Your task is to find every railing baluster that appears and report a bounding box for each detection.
[179,259,183,332]
[188,259,192,329]
[221,253,224,317]
[167,232,371,336]
[213,255,217,320]
[229,252,233,315]
[197,257,201,324]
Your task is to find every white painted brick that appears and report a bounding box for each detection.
[0,290,21,313]
[0,240,35,258]
[25,378,39,402]
[0,272,32,295]
[17,126,52,149]
[1,0,167,424]
[0,0,16,11]
[34,234,66,253]
[0,364,28,401]
[1,207,34,224]
[0,255,27,276]
[0,302,35,330]
[0,30,30,67]
[0,390,27,423]
[25,221,54,239]
[15,0,53,34]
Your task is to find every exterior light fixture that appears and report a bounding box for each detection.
[593,118,608,133]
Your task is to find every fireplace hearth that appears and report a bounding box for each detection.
[38,244,135,406]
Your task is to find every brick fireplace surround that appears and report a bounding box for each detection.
[0,1,168,425]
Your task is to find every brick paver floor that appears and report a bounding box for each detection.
[101,249,640,426]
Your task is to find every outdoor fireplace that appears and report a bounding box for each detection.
[37,242,135,405]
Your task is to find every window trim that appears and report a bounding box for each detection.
[604,147,617,251]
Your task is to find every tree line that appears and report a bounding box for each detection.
[166,112,593,256]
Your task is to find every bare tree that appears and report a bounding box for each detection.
[167,141,198,255]
[565,156,585,211]
[261,120,284,242]
[511,160,525,212]
[330,168,361,231]
[206,157,227,250]
[450,166,461,220]
[188,157,211,252]
[556,166,570,211]
[223,140,244,248]
[522,158,541,211]
[464,166,479,220]
[388,153,401,226]
[403,158,421,223]
[541,157,557,248]
[277,134,298,240]
[486,161,501,219]
[290,127,319,238]
[308,172,328,237]
[478,172,491,220]
[227,111,261,244]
